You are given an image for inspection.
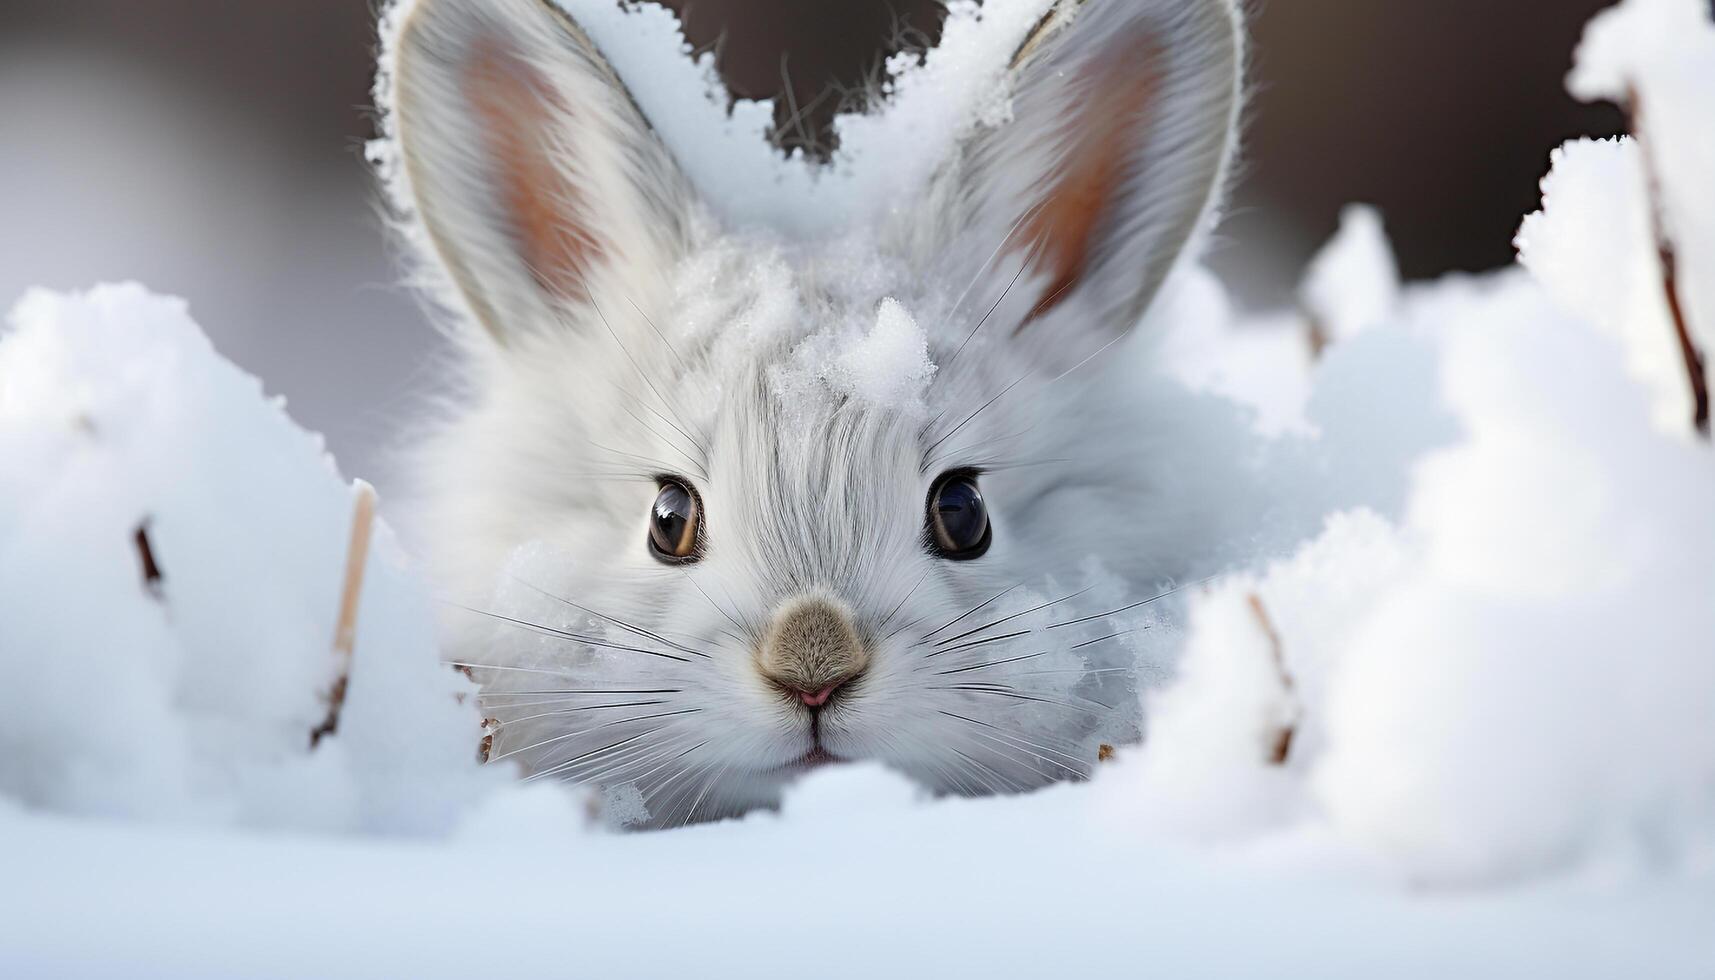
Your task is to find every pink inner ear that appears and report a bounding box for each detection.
[466,38,602,304]
[1015,37,1164,328]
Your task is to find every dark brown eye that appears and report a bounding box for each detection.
[648,480,701,563]
[927,472,991,560]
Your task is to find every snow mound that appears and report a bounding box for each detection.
[0,284,505,833]
[1130,273,1715,882]
[1542,0,1715,433]
[1124,0,1715,884]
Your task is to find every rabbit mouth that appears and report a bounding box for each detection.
[779,746,844,775]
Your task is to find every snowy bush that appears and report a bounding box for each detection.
[1,0,1712,975]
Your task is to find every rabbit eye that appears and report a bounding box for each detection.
[648,480,702,563]
[927,472,991,560]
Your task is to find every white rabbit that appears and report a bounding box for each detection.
[376,0,1244,827]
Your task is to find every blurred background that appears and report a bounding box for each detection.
[0,0,1623,489]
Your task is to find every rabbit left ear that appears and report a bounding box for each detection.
[382,0,695,346]
[927,0,1243,360]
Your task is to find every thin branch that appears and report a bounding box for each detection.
[311,481,378,749]
[1247,594,1298,767]
[1627,83,1710,439]
[133,522,163,600]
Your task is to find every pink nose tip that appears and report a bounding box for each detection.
[797,683,841,708]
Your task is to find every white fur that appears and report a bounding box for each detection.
[376,0,1245,827]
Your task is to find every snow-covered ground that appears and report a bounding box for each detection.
[2,0,1712,975]
[5,769,1710,979]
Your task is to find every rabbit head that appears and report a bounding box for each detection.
[379,0,1243,827]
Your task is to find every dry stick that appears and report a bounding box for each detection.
[1304,309,1332,362]
[1246,594,1298,766]
[133,522,163,599]
[479,717,499,764]
[1628,83,1711,439]
[310,481,378,749]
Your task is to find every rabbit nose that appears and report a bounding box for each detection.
[794,681,845,708]
[758,595,871,707]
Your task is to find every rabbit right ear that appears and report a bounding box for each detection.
[381,0,695,345]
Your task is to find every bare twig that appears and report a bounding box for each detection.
[1627,83,1710,439]
[1246,594,1298,766]
[133,522,163,600]
[479,717,499,764]
[310,482,378,749]
[1305,315,1332,361]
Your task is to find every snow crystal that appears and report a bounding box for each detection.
[825,298,937,410]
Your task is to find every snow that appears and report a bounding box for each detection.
[0,285,501,833]
[3,770,1711,980]
[1299,205,1402,349]
[373,0,1056,238]
[827,298,939,410]
[562,0,1053,236]
[4,0,1715,974]
[1559,0,1715,432]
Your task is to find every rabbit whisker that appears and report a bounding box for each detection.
[610,396,705,475]
[494,707,701,766]
[447,605,695,663]
[624,294,689,375]
[944,196,1042,329]
[933,684,1109,717]
[947,745,1031,795]
[582,438,692,476]
[932,586,1095,646]
[524,725,680,783]
[679,569,750,636]
[585,735,711,792]
[934,650,1051,675]
[917,629,1034,661]
[564,729,706,786]
[644,753,725,827]
[444,661,576,676]
[487,700,675,728]
[938,709,1091,775]
[1071,629,1134,650]
[875,567,933,635]
[921,584,1024,641]
[944,257,1029,372]
[682,756,741,827]
[587,295,709,466]
[1045,578,1213,630]
[508,580,716,658]
[478,688,685,698]
[923,370,1030,463]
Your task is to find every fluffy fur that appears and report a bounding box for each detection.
[375,0,1245,828]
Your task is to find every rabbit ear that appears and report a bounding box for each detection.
[935,0,1242,358]
[383,0,693,344]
